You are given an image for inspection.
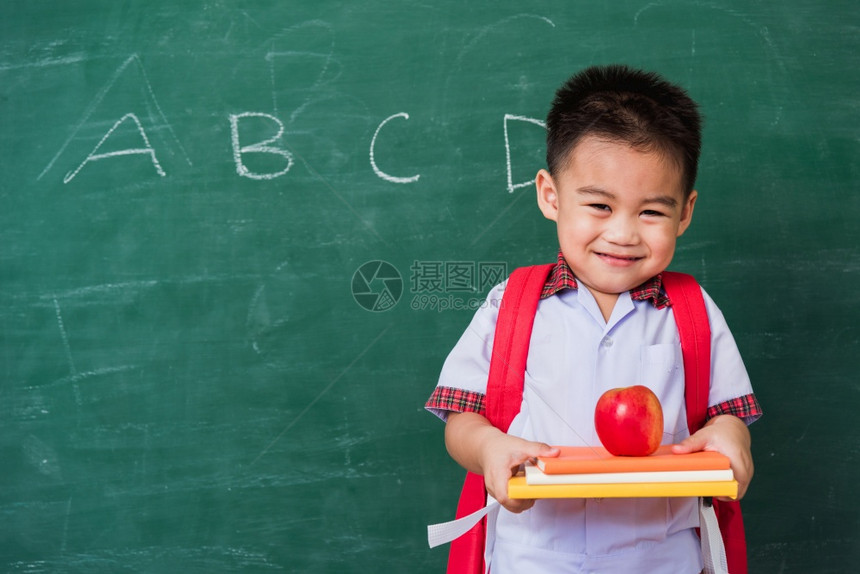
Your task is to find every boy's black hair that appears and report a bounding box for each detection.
[546,64,702,196]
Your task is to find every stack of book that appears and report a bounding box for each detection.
[508,445,737,499]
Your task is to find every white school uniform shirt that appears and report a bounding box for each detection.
[430,278,754,574]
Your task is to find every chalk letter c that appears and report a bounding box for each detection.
[370,112,420,184]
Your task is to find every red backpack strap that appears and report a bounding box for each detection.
[714,498,748,574]
[663,271,748,574]
[447,264,553,574]
[486,264,555,431]
[662,271,711,433]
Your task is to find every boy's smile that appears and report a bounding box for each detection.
[536,136,697,321]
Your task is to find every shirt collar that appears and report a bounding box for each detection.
[540,250,671,309]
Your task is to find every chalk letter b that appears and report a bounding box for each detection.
[229,112,294,180]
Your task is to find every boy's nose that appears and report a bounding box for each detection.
[603,216,639,245]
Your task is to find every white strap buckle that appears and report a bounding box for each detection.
[700,498,729,574]
[427,498,500,548]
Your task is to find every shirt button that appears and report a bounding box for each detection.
[602,337,613,348]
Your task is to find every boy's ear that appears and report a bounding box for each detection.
[535,169,559,222]
[677,189,698,236]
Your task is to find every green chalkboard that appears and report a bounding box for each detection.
[1,1,858,572]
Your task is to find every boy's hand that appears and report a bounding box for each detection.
[479,431,560,513]
[671,414,754,500]
[445,411,559,513]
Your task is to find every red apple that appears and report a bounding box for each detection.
[594,385,664,456]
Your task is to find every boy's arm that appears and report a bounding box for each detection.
[445,411,559,513]
[672,414,754,500]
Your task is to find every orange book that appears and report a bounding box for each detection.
[536,445,731,475]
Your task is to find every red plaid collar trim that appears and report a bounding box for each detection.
[540,251,671,309]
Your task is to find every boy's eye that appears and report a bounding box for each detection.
[589,203,611,212]
[642,209,667,217]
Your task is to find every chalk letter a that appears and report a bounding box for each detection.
[64,113,166,183]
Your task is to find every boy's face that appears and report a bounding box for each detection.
[536,136,697,313]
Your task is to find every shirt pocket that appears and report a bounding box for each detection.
[639,343,685,441]
[640,343,679,374]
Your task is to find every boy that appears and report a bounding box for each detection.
[425,65,762,573]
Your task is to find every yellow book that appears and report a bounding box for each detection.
[508,475,738,500]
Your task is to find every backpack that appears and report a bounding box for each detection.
[446,264,747,574]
